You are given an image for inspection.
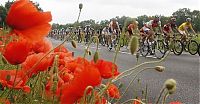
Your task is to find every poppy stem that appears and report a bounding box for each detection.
[161,91,169,104]
[83,36,96,58]
[116,67,154,103]
[112,51,170,82]
[155,87,166,104]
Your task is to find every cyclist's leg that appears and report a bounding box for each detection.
[178,29,186,42]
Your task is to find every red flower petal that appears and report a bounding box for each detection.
[92,59,120,79]
[61,57,102,104]
[22,53,53,77]
[32,38,53,53]
[6,0,52,41]
[107,84,120,99]
[3,38,31,65]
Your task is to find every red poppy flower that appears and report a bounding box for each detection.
[107,84,120,99]
[54,45,69,53]
[59,70,74,83]
[0,70,30,93]
[22,53,53,77]
[32,38,53,53]
[92,59,120,79]
[6,0,52,41]
[60,57,102,104]
[3,38,31,65]
[0,98,10,104]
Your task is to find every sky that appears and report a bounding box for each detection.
[0,0,200,24]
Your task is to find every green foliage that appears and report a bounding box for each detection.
[172,8,200,32]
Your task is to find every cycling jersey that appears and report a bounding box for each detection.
[146,20,161,28]
[178,22,192,31]
[128,24,136,31]
[140,26,150,33]
[108,21,120,34]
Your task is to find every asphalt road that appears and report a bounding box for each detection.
[50,38,199,104]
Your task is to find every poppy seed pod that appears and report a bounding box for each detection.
[93,51,99,63]
[79,3,83,10]
[164,79,176,91]
[130,36,138,55]
[155,66,165,72]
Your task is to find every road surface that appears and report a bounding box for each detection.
[51,38,199,104]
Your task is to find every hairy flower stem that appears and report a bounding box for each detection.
[145,84,148,104]
[80,86,94,104]
[155,87,166,104]
[116,67,154,103]
[83,36,96,58]
[4,65,20,102]
[162,92,169,104]
[32,72,41,97]
[113,51,170,82]
[77,10,81,22]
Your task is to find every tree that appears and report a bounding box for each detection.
[172,8,200,32]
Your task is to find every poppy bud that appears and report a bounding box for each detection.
[155,66,165,72]
[71,40,77,48]
[79,3,83,10]
[130,36,138,55]
[85,48,91,55]
[164,79,176,91]
[88,51,92,56]
[168,86,176,94]
[93,51,99,63]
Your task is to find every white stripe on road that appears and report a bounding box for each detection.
[118,51,157,59]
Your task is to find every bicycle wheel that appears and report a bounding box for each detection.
[139,40,149,57]
[188,40,198,55]
[153,40,166,59]
[173,40,183,56]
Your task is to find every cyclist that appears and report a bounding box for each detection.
[84,25,91,44]
[139,22,153,42]
[178,18,196,41]
[77,26,82,43]
[140,16,163,42]
[163,17,178,41]
[101,25,109,46]
[108,18,121,49]
[127,20,139,36]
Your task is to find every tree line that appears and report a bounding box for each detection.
[51,8,200,32]
[0,1,199,32]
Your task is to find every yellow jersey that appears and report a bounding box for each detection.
[178,22,192,31]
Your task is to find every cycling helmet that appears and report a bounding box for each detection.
[154,15,160,22]
[186,18,191,22]
[155,15,160,19]
[112,18,117,21]
[171,17,176,22]
[135,21,139,25]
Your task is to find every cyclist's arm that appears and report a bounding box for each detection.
[189,24,196,35]
[158,21,163,34]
